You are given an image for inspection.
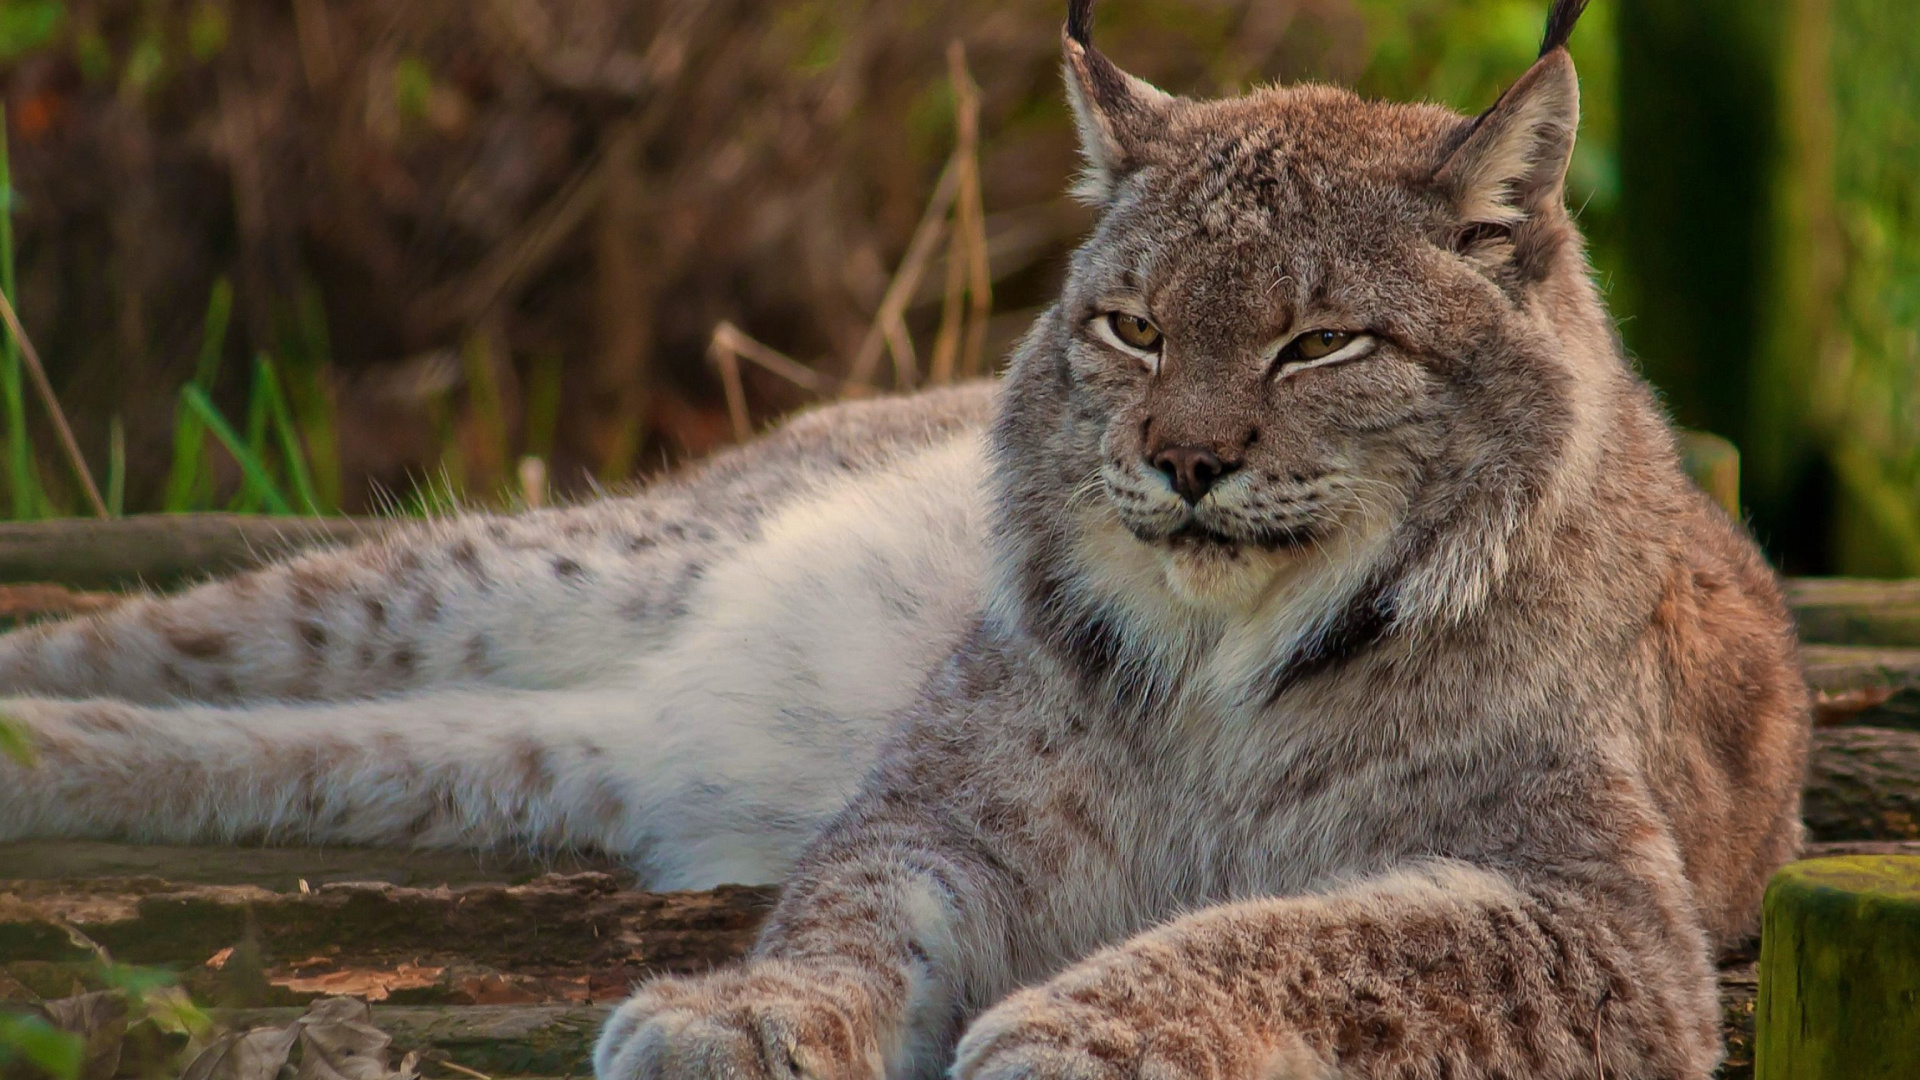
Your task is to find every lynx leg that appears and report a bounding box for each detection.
[0,686,662,860]
[953,863,1722,1080]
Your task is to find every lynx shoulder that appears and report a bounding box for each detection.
[1,2,1808,1077]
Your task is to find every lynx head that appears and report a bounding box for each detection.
[991,0,1623,693]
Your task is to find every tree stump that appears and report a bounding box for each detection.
[1756,855,1920,1078]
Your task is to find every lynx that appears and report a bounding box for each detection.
[0,1,1807,1076]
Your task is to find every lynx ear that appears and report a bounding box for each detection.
[1063,0,1172,205]
[1435,48,1580,237]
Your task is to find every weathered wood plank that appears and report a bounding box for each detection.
[1785,578,1920,647]
[0,874,775,991]
[0,840,625,890]
[1800,644,1920,693]
[0,516,389,591]
[1803,727,1920,841]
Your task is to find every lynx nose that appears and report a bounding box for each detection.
[1151,445,1236,504]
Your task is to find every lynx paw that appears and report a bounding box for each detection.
[594,964,885,1080]
[953,978,1331,1080]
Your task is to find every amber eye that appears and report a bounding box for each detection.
[1286,329,1355,362]
[1107,312,1163,352]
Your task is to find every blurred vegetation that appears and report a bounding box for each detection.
[1759,0,1920,575]
[0,0,1909,579]
[1617,0,1919,575]
[0,0,1617,520]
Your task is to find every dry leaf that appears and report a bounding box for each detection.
[1814,685,1897,726]
[38,990,127,1080]
[205,948,236,971]
[293,998,397,1080]
[270,965,443,1003]
[178,1022,302,1080]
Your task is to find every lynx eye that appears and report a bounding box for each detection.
[1106,313,1163,352]
[1270,329,1374,379]
[1289,330,1354,361]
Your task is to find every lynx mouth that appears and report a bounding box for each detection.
[1158,522,1317,554]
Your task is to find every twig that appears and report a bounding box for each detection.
[884,318,919,391]
[518,456,548,510]
[944,46,990,382]
[707,332,752,443]
[845,158,960,394]
[929,48,972,386]
[711,322,833,395]
[434,1059,494,1080]
[0,289,107,518]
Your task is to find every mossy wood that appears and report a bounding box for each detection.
[1756,855,1920,1079]
[1678,430,1741,518]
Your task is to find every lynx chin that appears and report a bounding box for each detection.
[0,1,1807,1077]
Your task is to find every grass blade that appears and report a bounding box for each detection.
[180,384,292,515]
[194,278,233,387]
[106,416,125,517]
[0,104,41,520]
[0,287,107,517]
[163,281,236,512]
[231,357,272,512]
[253,355,321,516]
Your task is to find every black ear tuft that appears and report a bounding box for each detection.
[1538,0,1588,57]
[1066,0,1095,47]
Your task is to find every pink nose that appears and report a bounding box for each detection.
[1151,446,1235,504]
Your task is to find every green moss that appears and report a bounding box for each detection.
[1757,855,1920,1079]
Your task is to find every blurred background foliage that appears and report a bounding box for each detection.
[0,0,1907,575]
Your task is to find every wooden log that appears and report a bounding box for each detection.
[1800,644,1920,694]
[1785,578,1920,647]
[1803,727,1920,841]
[0,839,624,890]
[0,515,389,591]
[1756,855,1920,1078]
[0,873,774,982]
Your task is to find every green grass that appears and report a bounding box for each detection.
[0,102,41,520]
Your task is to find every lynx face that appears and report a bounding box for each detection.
[995,18,1595,660]
[1061,92,1469,608]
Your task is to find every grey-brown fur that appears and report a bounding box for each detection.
[596,2,1806,1079]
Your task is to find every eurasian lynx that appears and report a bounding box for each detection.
[1,2,1807,1077]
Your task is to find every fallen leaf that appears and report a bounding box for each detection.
[178,1022,301,1080]
[139,985,214,1042]
[294,998,399,1080]
[270,965,443,1003]
[38,990,127,1080]
[1814,685,1897,726]
[205,948,236,971]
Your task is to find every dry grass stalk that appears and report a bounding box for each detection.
[291,0,340,88]
[708,330,753,443]
[711,321,833,396]
[0,289,108,518]
[517,456,548,510]
[845,158,961,393]
[931,42,993,386]
[0,583,123,619]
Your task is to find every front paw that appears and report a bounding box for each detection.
[595,962,885,1080]
[953,978,1332,1080]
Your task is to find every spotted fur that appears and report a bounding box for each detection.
[598,3,1804,1080]
[2,3,1804,1078]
